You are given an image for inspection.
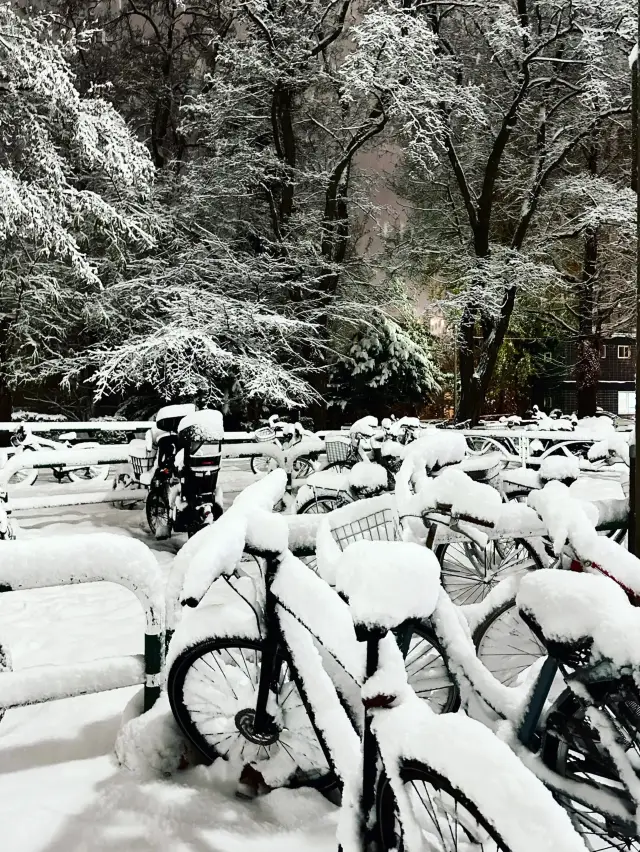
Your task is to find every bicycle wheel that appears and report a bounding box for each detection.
[168,637,329,787]
[435,538,542,606]
[251,455,279,475]
[7,448,37,486]
[401,622,459,714]
[146,482,172,539]
[473,599,546,686]
[377,761,513,851]
[543,684,640,850]
[68,464,109,483]
[297,494,345,514]
[292,456,315,479]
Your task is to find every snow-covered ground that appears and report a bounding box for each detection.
[0,460,337,852]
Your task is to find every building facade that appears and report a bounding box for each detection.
[533,335,636,416]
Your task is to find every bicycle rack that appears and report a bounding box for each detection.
[0,533,165,713]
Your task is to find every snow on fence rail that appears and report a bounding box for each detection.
[0,534,164,712]
[0,445,131,488]
[462,428,621,466]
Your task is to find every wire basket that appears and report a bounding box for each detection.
[128,441,156,480]
[331,507,400,551]
[325,436,353,465]
[255,426,276,442]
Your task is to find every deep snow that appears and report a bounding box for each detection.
[0,460,338,852]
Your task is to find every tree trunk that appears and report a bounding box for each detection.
[0,385,11,421]
[576,343,599,418]
[456,374,485,424]
[575,146,600,418]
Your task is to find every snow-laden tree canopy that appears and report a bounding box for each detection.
[374,0,635,421]
[0,5,153,417]
[52,0,450,414]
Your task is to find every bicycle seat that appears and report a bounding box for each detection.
[335,539,441,633]
[517,570,640,671]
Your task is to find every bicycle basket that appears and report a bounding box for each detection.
[331,507,401,551]
[128,440,156,480]
[255,426,276,442]
[325,436,352,465]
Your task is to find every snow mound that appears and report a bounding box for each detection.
[517,570,640,670]
[336,540,440,630]
[588,433,630,464]
[539,454,580,483]
[347,462,387,494]
[115,692,194,777]
[528,481,598,553]
[177,409,224,442]
[349,415,378,436]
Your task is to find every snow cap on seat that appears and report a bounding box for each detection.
[336,540,440,631]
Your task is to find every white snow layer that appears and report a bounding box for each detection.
[373,692,588,852]
[538,454,580,482]
[177,408,224,442]
[517,570,640,670]
[347,461,387,493]
[336,540,440,630]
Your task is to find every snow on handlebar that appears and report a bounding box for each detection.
[180,470,288,607]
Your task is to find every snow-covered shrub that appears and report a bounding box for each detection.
[328,317,440,417]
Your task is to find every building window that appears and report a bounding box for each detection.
[618,391,636,415]
[600,345,606,359]
[618,345,631,359]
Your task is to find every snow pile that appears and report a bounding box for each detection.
[399,465,503,528]
[177,409,224,443]
[405,431,467,472]
[493,501,544,535]
[528,481,598,554]
[116,692,193,777]
[347,462,387,495]
[575,416,615,436]
[587,433,630,465]
[538,454,580,483]
[380,440,404,460]
[517,570,640,670]
[349,415,378,437]
[336,540,440,630]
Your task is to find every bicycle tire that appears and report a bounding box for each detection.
[168,636,331,788]
[435,537,542,607]
[542,684,640,850]
[146,481,172,539]
[292,455,315,479]
[250,456,279,475]
[473,598,547,687]
[296,494,346,514]
[376,761,513,851]
[401,622,459,714]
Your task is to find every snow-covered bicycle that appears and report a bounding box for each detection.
[167,493,585,852]
[2,425,109,486]
[252,415,322,478]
